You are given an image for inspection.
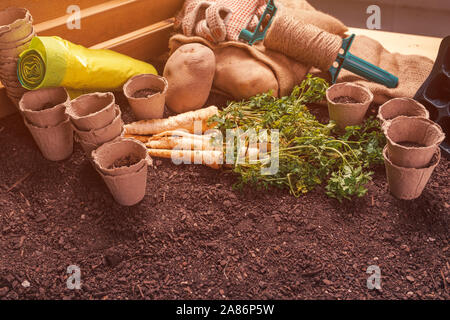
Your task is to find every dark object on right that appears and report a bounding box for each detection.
[414,36,450,159]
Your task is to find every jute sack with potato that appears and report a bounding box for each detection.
[167,0,433,109]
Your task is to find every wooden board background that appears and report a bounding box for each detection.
[0,0,184,118]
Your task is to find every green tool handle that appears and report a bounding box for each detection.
[342,52,398,88]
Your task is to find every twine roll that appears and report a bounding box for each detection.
[265,15,342,71]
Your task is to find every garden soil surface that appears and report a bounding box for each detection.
[0,91,449,300]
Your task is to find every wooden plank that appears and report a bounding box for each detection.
[90,19,175,61]
[35,0,183,47]
[0,0,109,24]
[348,28,442,61]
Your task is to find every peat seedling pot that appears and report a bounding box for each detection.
[326,82,374,130]
[24,117,73,161]
[19,87,70,127]
[73,105,123,146]
[66,92,116,131]
[92,138,151,206]
[378,98,430,126]
[92,138,151,176]
[384,116,445,168]
[0,40,31,59]
[123,74,168,120]
[0,59,18,74]
[383,146,441,200]
[0,8,33,40]
[0,29,34,50]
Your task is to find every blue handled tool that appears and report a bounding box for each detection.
[330,34,398,88]
[239,0,399,88]
[239,0,278,46]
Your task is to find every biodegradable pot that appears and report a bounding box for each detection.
[0,29,34,49]
[99,163,148,206]
[123,74,168,120]
[24,117,73,161]
[73,106,124,146]
[5,87,27,99]
[0,8,33,42]
[384,116,445,168]
[19,87,70,127]
[0,59,18,74]
[383,146,440,200]
[66,92,116,131]
[0,71,17,83]
[94,138,151,206]
[92,138,151,176]
[326,82,374,129]
[0,40,31,58]
[378,98,430,126]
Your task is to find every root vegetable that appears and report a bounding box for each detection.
[123,134,150,143]
[124,106,219,135]
[164,43,216,113]
[147,149,223,169]
[146,136,219,151]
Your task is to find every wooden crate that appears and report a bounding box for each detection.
[0,0,184,118]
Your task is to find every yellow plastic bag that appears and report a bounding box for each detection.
[18,36,157,91]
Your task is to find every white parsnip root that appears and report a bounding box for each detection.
[147,149,223,170]
[124,106,219,135]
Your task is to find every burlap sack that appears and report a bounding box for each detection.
[173,0,433,104]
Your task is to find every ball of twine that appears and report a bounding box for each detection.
[265,15,342,71]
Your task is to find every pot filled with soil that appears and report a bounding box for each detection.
[19,87,70,127]
[92,138,151,176]
[378,98,429,126]
[383,146,441,200]
[72,105,124,146]
[66,92,116,131]
[123,74,168,120]
[92,138,151,206]
[326,82,374,130]
[384,116,445,168]
[24,117,73,161]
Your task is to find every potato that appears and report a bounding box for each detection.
[164,43,216,113]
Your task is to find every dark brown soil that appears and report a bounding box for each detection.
[133,89,160,99]
[0,93,448,300]
[333,96,361,104]
[398,141,427,148]
[110,154,141,169]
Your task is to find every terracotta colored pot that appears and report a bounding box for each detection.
[19,87,70,127]
[66,92,116,131]
[0,29,34,49]
[72,105,124,146]
[378,98,429,126]
[92,138,151,176]
[384,116,445,168]
[326,82,374,130]
[24,117,73,161]
[94,138,151,206]
[0,8,33,43]
[123,74,168,120]
[383,146,440,200]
